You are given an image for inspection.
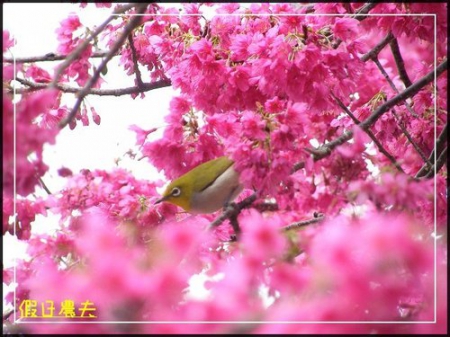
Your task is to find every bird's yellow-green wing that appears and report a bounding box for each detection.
[190,156,234,192]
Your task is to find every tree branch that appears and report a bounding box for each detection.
[330,92,405,173]
[127,34,144,88]
[38,177,52,195]
[432,123,448,163]
[281,215,325,232]
[359,59,447,131]
[391,108,430,165]
[296,4,315,13]
[59,3,150,129]
[424,146,447,179]
[2,308,14,321]
[371,56,419,117]
[13,76,172,96]
[353,2,378,18]
[389,37,413,88]
[252,201,279,212]
[370,55,437,167]
[3,51,110,63]
[360,31,394,62]
[293,59,448,172]
[416,123,448,178]
[208,193,257,230]
[51,3,136,87]
[331,3,379,49]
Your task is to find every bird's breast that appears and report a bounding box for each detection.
[190,165,243,214]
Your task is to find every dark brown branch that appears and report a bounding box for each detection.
[127,34,144,88]
[298,4,316,13]
[38,177,52,195]
[371,57,419,118]
[389,38,413,88]
[293,59,448,173]
[331,92,405,173]
[331,3,379,49]
[371,56,432,168]
[252,201,279,212]
[3,51,109,64]
[2,308,14,321]
[228,211,241,240]
[361,31,394,62]
[391,108,430,164]
[52,3,136,87]
[358,59,447,132]
[424,147,447,179]
[432,123,448,163]
[208,193,257,229]
[12,77,172,96]
[292,161,305,173]
[416,124,448,178]
[59,4,149,129]
[353,2,378,19]
[281,215,325,232]
[343,3,354,14]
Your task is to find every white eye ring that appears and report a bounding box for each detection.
[171,187,181,197]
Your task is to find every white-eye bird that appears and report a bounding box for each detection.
[154,156,243,214]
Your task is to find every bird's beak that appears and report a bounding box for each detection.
[154,195,167,205]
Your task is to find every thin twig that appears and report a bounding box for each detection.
[371,57,431,166]
[343,3,354,14]
[371,56,419,117]
[353,2,378,19]
[432,123,448,163]
[416,123,448,178]
[59,3,149,129]
[228,211,241,240]
[391,108,431,165]
[13,77,171,96]
[208,193,257,229]
[292,161,305,173]
[296,4,316,13]
[4,51,110,64]
[2,308,14,321]
[330,92,405,173]
[358,59,447,132]
[360,31,394,62]
[3,51,110,64]
[424,147,447,179]
[389,38,413,88]
[252,201,279,212]
[38,177,52,195]
[331,2,379,49]
[127,34,145,88]
[52,3,136,87]
[281,215,325,231]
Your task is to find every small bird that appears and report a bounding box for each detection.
[154,156,243,214]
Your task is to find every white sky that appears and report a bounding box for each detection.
[4,3,174,186]
[3,3,179,307]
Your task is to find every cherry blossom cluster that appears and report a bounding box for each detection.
[3,87,60,197]
[55,14,93,86]
[6,209,446,334]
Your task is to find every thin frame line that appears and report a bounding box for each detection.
[433,12,437,325]
[91,13,437,17]
[13,49,18,324]
[16,320,438,324]
[11,9,440,326]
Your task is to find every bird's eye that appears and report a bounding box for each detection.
[171,187,181,197]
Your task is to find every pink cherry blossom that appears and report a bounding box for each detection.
[3,30,15,52]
